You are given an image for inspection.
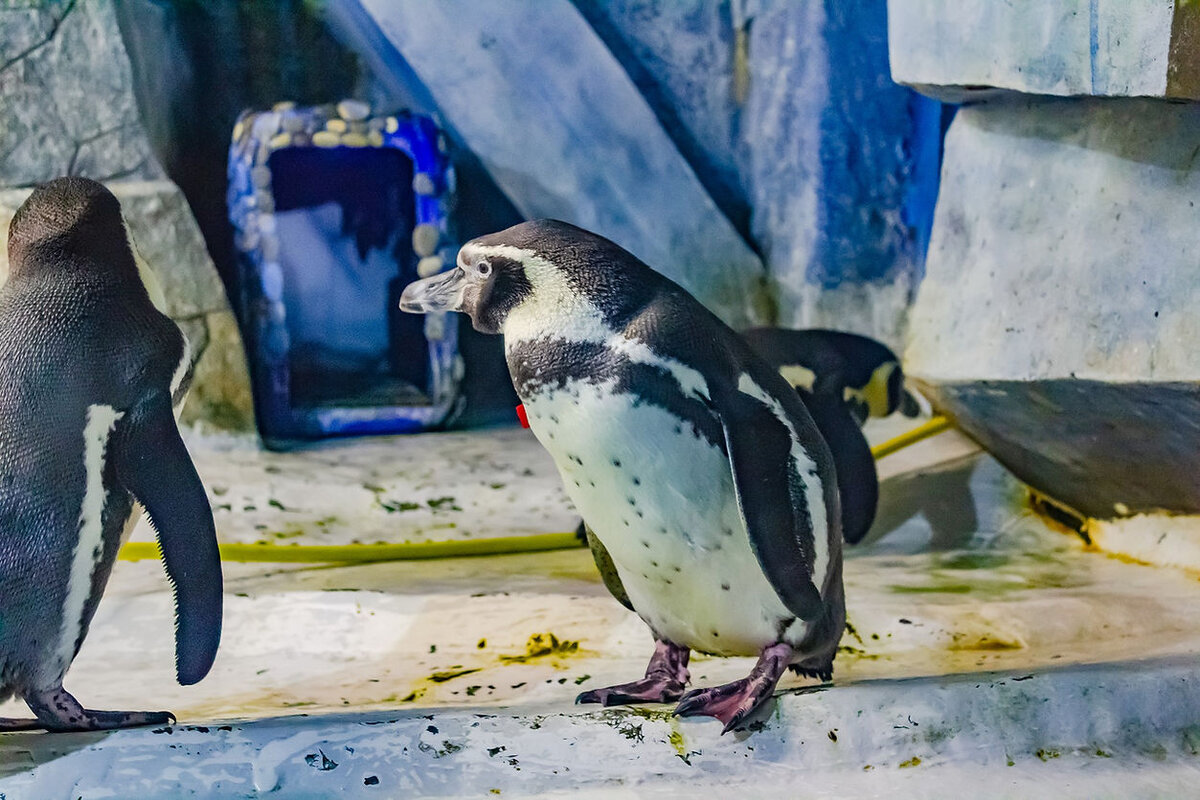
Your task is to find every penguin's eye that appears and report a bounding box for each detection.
[475,259,493,278]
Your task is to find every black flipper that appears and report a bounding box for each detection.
[114,392,222,686]
[711,382,823,622]
[800,391,878,545]
[577,521,635,613]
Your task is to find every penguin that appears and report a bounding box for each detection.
[0,177,222,731]
[739,327,920,425]
[401,219,844,733]
[571,327,908,548]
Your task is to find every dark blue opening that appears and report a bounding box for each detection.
[266,145,429,410]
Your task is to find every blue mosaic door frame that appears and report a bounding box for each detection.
[228,101,460,446]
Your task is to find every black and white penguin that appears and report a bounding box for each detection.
[401,219,844,732]
[739,327,918,545]
[0,177,222,731]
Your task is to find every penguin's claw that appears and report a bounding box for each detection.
[577,639,690,707]
[673,680,772,733]
[673,642,792,734]
[576,676,688,707]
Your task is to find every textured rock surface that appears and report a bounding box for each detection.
[573,0,749,235]
[0,0,254,431]
[0,0,163,185]
[0,182,255,431]
[180,310,256,432]
[889,0,1200,101]
[350,0,770,328]
[907,97,1200,383]
[745,0,941,344]
[537,0,943,346]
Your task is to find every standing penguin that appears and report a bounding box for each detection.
[0,177,222,731]
[402,220,844,732]
[572,326,908,548]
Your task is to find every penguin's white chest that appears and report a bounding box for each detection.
[523,377,803,656]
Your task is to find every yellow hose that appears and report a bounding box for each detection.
[869,415,952,460]
[118,532,583,564]
[118,416,951,565]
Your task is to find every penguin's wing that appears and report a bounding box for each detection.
[711,381,824,622]
[576,521,635,612]
[800,391,878,545]
[114,390,222,686]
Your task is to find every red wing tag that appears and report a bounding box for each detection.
[515,404,530,428]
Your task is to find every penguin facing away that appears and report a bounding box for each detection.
[401,219,844,732]
[0,177,222,731]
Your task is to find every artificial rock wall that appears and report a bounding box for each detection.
[894,1,1200,517]
[329,0,942,346]
[0,0,254,431]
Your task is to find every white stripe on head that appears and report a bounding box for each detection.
[53,404,125,681]
[736,375,831,591]
[469,243,710,399]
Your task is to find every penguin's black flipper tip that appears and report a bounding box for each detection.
[115,391,223,687]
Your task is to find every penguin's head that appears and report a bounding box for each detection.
[7,177,136,279]
[400,219,638,335]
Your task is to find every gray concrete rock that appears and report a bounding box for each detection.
[908,97,1200,384]
[0,0,163,185]
[740,0,938,345]
[573,0,749,234]
[888,0,1200,101]
[180,310,256,433]
[351,0,770,328]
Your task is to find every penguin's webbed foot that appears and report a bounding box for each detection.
[576,639,690,707]
[673,642,792,734]
[26,686,175,732]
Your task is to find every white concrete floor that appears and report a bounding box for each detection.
[3,422,1200,797]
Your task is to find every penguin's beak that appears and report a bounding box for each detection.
[399,269,468,314]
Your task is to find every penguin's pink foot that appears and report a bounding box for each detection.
[673,643,792,734]
[577,639,690,706]
[26,687,175,732]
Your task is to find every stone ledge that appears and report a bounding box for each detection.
[3,657,1200,797]
[888,0,1199,101]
